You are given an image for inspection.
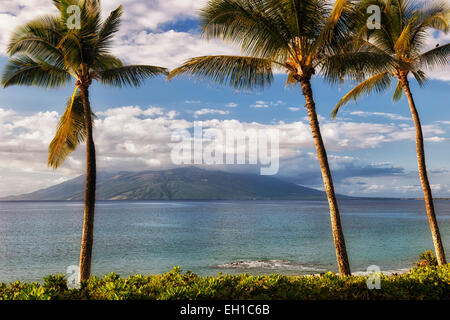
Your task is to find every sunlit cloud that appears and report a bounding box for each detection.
[0,105,448,197]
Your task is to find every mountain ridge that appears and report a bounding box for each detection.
[0,167,344,201]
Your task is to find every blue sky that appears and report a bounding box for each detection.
[0,0,449,198]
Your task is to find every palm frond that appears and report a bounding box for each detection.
[393,80,403,101]
[52,0,80,15]
[8,36,64,69]
[57,31,84,66]
[99,65,169,87]
[96,5,123,54]
[55,0,101,67]
[48,91,95,169]
[332,72,392,118]
[394,17,414,55]
[285,72,297,87]
[409,1,449,52]
[416,1,449,32]
[417,43,450,70]
[411,69,427,87]
[322,50,395,84]
[78,0,102,37]
[310,0,349,57]
[7,15,64,67]
[1,54,70,88]
[168,55,274,90]
[54,0,83,32]
[52,0,79,11]
[201,0,294,60]
[93,54,123,71]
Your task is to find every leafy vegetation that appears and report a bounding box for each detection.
[1,261,449,300]
[416,250,439,268]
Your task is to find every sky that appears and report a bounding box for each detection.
[0,0,450,198]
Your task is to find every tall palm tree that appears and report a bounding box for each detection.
[332,0,449,265]
[169,0,357,276]
[1,0,169,281]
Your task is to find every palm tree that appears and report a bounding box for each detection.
[332,0,449,265]
[1,0,169,281]
[169,0,357,276]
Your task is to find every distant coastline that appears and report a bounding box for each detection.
[413,198,450,201]
[0,197,404,203]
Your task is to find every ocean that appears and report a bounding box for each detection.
[0,199,449,283]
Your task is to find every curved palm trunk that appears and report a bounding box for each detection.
[400,75,447,265]
[301,79,351,276]
[78,86,97,282]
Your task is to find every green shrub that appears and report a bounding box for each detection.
[416,250,439,268]
[0,264,449,300]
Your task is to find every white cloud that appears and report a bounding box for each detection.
[250,100,285,109]
[1,105,448,196]
[289,107,301,112]
[225,102,238,108]
[0,0,448,81]
[425,136,448,142]
[105,0,207,32]
[97,106,164,119]
[350,111,411,121]
[193,108,230,118]
[250,101,270,109]
[110,29,239,69]
[0,0,239,70]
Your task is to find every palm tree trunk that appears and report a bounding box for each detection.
[400,74,447,265]
[301,79,351,276]
[78,86,97,282]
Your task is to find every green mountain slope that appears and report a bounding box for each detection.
[1,167,333,201]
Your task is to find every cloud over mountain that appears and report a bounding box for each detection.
[0,105,448,197]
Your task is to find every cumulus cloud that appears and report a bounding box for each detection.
[0,0,448,80]
[350,111,412,121]
[193,108,230,118]
[110,30,239,69]
[1,104,448,196]
[283,155,450,198]
[280,155,405,187]
[103,0,208,32]
[0,1,57,54]
[0,0,239,70]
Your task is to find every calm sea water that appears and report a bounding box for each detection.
[0,199,449,283]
